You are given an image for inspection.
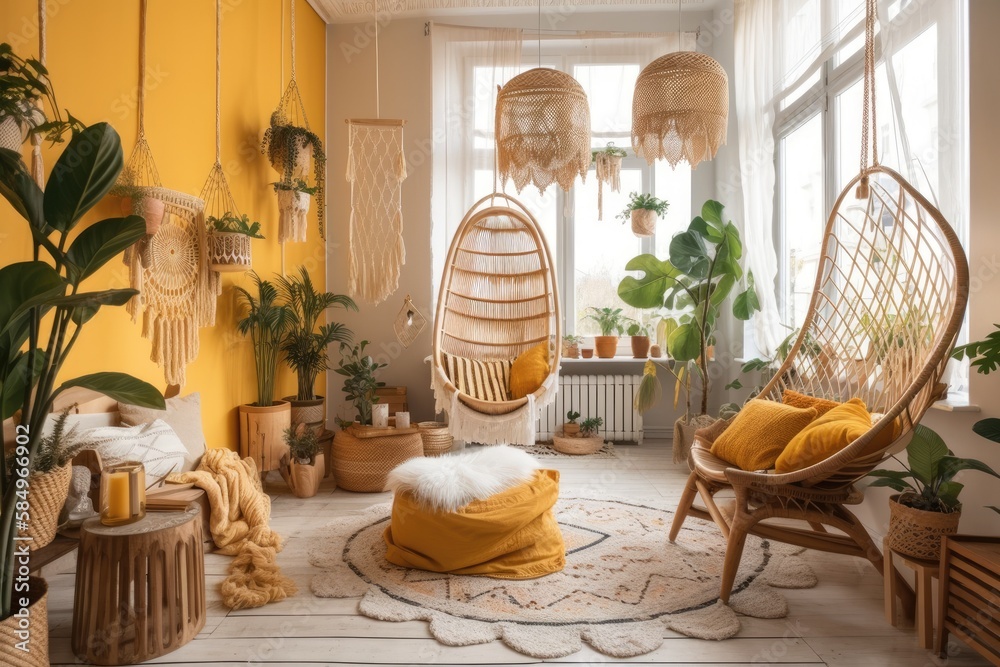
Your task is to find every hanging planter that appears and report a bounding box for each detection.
[0,43,80,152]
[274,179,315,244]
[592,143,626,221]
[207,212,261,272]
[262,111,326,240]
[113,177,168,235]
[617,192,669,238]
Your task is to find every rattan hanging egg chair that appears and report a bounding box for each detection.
[431,193,561,446]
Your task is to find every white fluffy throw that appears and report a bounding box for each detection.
[385,446,541,512]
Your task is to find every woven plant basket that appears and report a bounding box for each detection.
[20,464,72,551]
[416,421,453,457]
[332,427,423,492]
[886,494,961,560]
[552,433,604,455]
[208,231,252,272]
[0,576,48,667]
[631,209,657,237]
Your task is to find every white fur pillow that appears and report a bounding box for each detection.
[385,445,541,512]
[77,420,188,482]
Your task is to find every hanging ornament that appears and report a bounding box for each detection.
[121,0,219,388]
[592,143,626,221]
[394,295,426,348]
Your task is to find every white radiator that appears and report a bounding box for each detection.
[537,375,643,444]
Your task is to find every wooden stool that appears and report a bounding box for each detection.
[72,507,206,665]
[883,537,939,650]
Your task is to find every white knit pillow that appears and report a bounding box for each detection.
[78,420,188,482]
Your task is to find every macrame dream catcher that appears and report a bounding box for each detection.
[394,295,426,348]
[592,143,625,221]
[346,0,407,305]
[121,0,219,387]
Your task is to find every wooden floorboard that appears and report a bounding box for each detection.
[45,439,993,666]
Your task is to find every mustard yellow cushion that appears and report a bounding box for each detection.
[509,343,550,400]
[711,400,818,471]
[776,398,872,472]
[383,469,565,579]
[782,389,840,417]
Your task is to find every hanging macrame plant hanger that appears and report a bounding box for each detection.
[122,0,219,389]
[592,143,626,221]
[346,0,407,305]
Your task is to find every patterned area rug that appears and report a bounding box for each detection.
[512,441,617,458]
[309,497,817,659]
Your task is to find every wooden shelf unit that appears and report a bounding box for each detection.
[936,535,1000,665]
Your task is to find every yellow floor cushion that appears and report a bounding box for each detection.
[781,389,841,417]
[710,399,818,472]
[776,398,898,472]
[509,343,550,400]
[383,469,565,579]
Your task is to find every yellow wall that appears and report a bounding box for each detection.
[0,0,328,449]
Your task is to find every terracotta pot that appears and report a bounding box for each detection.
[650,344,662,358]
[120,195,166,235]
[281,452,325,498]
[563,343,580,359]
[886,494,961,560]
[238,400,291,475]
[581,348,594,359]
[631,208,657,237]
[563,423,580,437]
[594,336,619,359]
[284,395,325,438]
[0,576,49,667]
[631,335,650,359]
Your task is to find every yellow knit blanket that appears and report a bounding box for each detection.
[168,449,297,610]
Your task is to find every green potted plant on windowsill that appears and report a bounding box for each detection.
[617,192,669,238]
[207,211,263,273]
[0,122,165,667]
[277,266,356,437]
[627,322,651,359]
[562,334,584,359]
[235,272,293,478]
[619,200,759,463]
[584,307,633,359]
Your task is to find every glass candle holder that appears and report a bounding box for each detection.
[395,411,411,429]
[100,462,146,526]
[372,403,389,428]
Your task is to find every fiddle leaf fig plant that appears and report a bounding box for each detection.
[618,200,758,418]
[335,340,387,426]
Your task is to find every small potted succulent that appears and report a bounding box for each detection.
[584,307,632,359]
[627,322,651,359]
[617,192,669,238]
[279,423,325,498]
[273,179,317,244]
[580,416,604,438]
[564,410,581,437]
[562,334,583,359]
[262,111,326,239]
[0,42,81,150]
[207,211,263,272]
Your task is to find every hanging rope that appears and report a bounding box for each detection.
[215,0,222,166]
[29,0,46,187]
[375,0,381,117]
[856,0,879,199]
[117,0,162,190]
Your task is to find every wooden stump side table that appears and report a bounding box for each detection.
[72,507,206,665]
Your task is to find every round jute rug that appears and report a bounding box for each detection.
[309,497,817,659]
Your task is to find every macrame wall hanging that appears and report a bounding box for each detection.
[592,143,626,221]
[346,0,407,305]
[262,0,326,244]
[120,0,219,388]
[394,295,426,348]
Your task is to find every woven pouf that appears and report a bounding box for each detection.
[333,427,424,492]
[551,434,604,455]
[416,422,453,457]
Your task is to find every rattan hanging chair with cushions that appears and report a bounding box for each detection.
[432,193,561,446]
[669,165,969,605]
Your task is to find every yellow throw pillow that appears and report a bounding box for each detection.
[776,397,873,472]
[509,343,550,400]
[782,389,841,417]
[711,400,818,472]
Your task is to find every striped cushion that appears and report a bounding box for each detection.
[443,353,512,402]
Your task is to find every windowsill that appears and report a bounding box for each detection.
[562,356,653,364]
[930,392,980,413]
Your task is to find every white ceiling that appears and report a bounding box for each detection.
[307,0,720,24]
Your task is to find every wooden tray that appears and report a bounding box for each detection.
[347,424,421,439]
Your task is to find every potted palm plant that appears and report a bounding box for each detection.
[0,122,165,666]
[279,424,325,498]
[619,200,759,462]
[208,211,263,273]
[617,192,669,238]
[584,307,632,359]
[868,425,1000,560]
[235,272,293,476]
[261,111,326,239]
[277,266,357,436]
[0,42,81,150]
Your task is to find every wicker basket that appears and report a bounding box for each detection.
[332,427,424,492]
[208,231,252,272]
[886,494,961,560]
[21,464,72,550]
[417,422,454,457]
[0,576,48,666]
[552,434,605,455]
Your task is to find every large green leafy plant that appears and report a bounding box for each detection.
[277,266,356,401]
[235,272,292,407]
[0,42,82,145]
[868,425,1000,513]
[618,200,759,417]
[335,340,387,426]
[0,123,165,620]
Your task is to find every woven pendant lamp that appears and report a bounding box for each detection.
[631,50,728,169]
[495,67,591,194]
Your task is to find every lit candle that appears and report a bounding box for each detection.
[106,471,131,522]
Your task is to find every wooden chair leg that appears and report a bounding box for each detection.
[669,472,699,542]
[696,479,731,539]
[719,516,750,604]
